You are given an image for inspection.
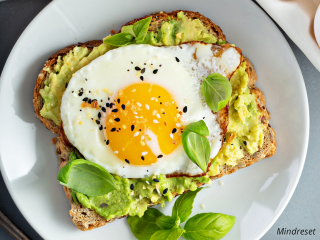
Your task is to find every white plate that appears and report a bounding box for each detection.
[0,0,309,239]
[315,4,320,47]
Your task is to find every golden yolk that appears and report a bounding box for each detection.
[106,83,182,165]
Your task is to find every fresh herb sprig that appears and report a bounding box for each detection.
[201,73,232,112]
[57,152,118,196]
[127,187,236,240]
[104,17,152,46]
[182,120,211,173]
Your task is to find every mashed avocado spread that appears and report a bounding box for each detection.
[40,12,264,219]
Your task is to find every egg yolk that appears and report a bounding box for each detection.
[106,83,183,165]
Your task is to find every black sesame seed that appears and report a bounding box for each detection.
[140,76,144,81]
[131,61,133,64]
[82,97,88,102]
[98,112,101,119]
[130,184,134,190]
[135,66,141,71]
[88,99,92,104]
[162,112,165,114]
[89,91,91,93]
[203,117,205,119]
[111,128,116,132]
[72,91,74,93]
[131,125,135,131]
[157,155,163,158]
[172,128,177,134]
[112,109,118,112]
[104,127,106,129]
[65,83,68,88]
[163,188,168,194]
[106,140,109,145]
[175,57,180,62]
[117,98,120,103]
[106,103,110,108]
[127,69,130,71]
[125,159,130,164]
[141,68,146,74]
[96,120,100,124]
[160,102,162,104]
[121,104,125,110]
[159,64,162,67]
[158,96,161,98]
[153,69,158,74]
[183,106,188,113]
[153,178,159,182]
[141,156,145,160]
[110,103,114,108]
[114,118,120,122]
[101,107,106,112]
[244,141,247,146]
[144,63,146,65]
[78,92,83,96]
[80,109,82,111]
[101,100,103,102]
[99,125,103,130]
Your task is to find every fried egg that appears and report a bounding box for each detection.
[61,42,242,178]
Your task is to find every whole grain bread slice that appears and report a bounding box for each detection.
[54,58,276,231]
[33,10,226,133]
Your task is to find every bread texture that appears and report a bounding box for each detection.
[34,10,276,231]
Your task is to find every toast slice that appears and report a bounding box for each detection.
[54,57,276,230]
[33,10,276,231]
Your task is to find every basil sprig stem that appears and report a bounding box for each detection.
[201,73,232,112]
[104,17,152,46]
[182,120,211,172]
[127,187,236,240]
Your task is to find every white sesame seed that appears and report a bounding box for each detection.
[142,185,146,189]
[219,180,224,186]
[133,111,138,114]
[153,120,159,123]
[114,151,119,154]
[137,102,142,107]
[135,116,139,119]
[156,113,161,119]
[142,152,148,156]
[73,92,78,97]
[201,204,205,209]
[139,195,142,199]
[146,181,150,185]
[134,132,139,137]
[145,104,150,110]
[151,97,155,100]
[141,136,145,140]
[170,133,174,139]
[176,123,181,127]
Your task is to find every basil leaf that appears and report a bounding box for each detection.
[182,132,211,172]
[172,188,204,223]
[127,208,164,240]
[57,159,118,196]
[156,215,177,230]
[121,25,136,37]
[68,151,77,162]
[103,32,134,46]
[183,120,209,136]
[150,228,184,240]
[201,73,232,112]
[133,16,152,42]
[183,213,236,240]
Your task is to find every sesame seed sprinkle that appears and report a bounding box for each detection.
[141,156,145,160]
[65,83,68,88]
[163,188,168,194]
[111,128,116,132]
[153,69,158,74]
[115,118,120,122]
[131,125,135,131]
[96,120,100,124]
[176,123,181,127]
[157,154,163,158]
[183,106,188,113]
[135,66,141,71]
[142,152,148,156]
[141,68,146,74]
[140,76,144,81]
[175,57,180,62]
[156,113,161,119]
[121,104,125,110]
[106,140,109,145]
[153,178,159,182]
[99,125,103,130]
[134,132,139,137]
[112,109,118,112]
[101,107,106,112]
[137,102,142,107]
[130,184,134,190]
[145,104,150,110]
[125,159,130,164]
[114,151,119,154]
[170,133,174,139]
[153,119,159,123]
[172,128,177,133]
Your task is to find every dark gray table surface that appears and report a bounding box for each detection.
[0,0,319,239]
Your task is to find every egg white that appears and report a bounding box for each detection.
[61,43,241,178]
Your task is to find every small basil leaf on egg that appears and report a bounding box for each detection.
[201,73,232,112]
[150,228,184,240]
[57,159,118,196]
[133,16,152,43]
[182,121,211,173]
[104,32,135,46]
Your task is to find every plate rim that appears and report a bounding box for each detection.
[0,0,310,239]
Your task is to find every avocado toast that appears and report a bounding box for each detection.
[33,10,276,231]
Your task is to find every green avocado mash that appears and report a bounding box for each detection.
[40,43,113,125]
[40,11,265,220]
